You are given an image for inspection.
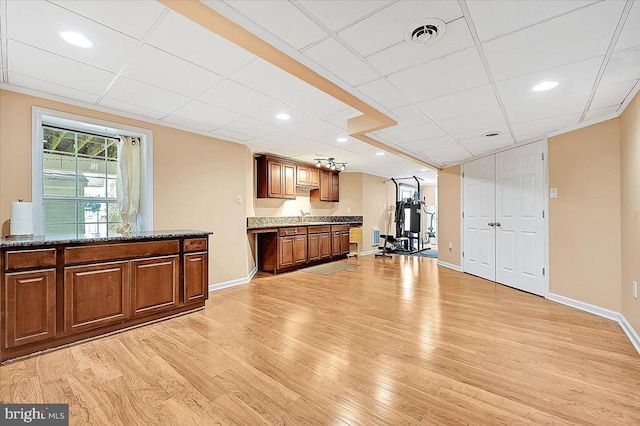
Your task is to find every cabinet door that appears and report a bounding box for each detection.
[283,163,296,199]
[4,269,56,348]
[308,234,320,261]
[130,255,179,317]
[320,170,331,201]
[278,237,294,268]
[294,235,307,265]
[297,166,309,186]
[268,161,283,197]
[318,233,331,259]
[309,167,320,187]
[341,231,350,254]
[184,252,208,303]
[332,232,342,256]
[331,172,340,201]
[64,261,129,333]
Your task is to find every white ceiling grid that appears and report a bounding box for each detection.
[0,0,638,182]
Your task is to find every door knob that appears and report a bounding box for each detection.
[488,222,495,227]
[496,222,501,227]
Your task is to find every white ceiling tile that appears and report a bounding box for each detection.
[51,0,166,40]
[404,135,458,151]
[7,40,115,94]
[417,84,500,121]
[304,38,378,86]
[356,78,409,110]
[585,105,619,121]
[483,1,624,81]
[224,0,327,50]
[147,11,255,77]
[425,144,472,163]
[7,0,139,73]
[615,1,640,52]
[462,137,515,156]
[209,128,254,143]
[496,56,603,106]
[591,80,638,110]
[387,47,489,102]
[600,46,640,87]
[511,113,581,140]
[222,117,282,138]
[98,98,166,120]
[161,115,216,133]
[439,108,507,135]
[390,104,433,128]
[198,80,275,115]
[289,119,344,138]
[321,108,359,128]
[250,103,315,127]
[283,88,351,118]
[453,125,510,141]
[261,130,319,147]
[467,0,597,42]
[338,1,463,57]
[367,17,474,76]
[123,45,222,98]
[172,100,241,129]
[8,72,99,104]
[342,141,389,159]
[506,91,589,124]
[384,122,446,143]
[230,58,310,99]
[299,1,390,31]
[270,141,334,158]
[244,139,285,153]
[105,76,189,114]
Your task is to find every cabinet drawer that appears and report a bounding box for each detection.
[278,227,307,237]
[65,240,179,265]
[5,248,56,271]
[184,238,207,253]
[307,225,330,234]
[330,224,350,232]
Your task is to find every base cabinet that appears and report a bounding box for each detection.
[131,255,179,317]
[184,252,208,303]
[4,269,56,348]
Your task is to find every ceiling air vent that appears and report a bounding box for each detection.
[405,18,447,46]
[482,131,501,137]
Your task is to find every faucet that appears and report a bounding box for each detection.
[300,210,311,222]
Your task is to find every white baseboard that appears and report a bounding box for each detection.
[547,293,620,321]
[547,293,640,355]
[360,249,381,256]
[208,267,257,293]
[437,260,463,272]
[619,314,640,355]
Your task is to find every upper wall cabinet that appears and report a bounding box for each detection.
[311,169,339,202]
[257,155,296,199]
[296,165,320,188]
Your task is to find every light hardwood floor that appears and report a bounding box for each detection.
[1,255,639,425]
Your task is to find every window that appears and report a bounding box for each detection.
[33,108,153,236]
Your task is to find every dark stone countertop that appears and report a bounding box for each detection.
[0,230,213,248]
[247,216,363,230]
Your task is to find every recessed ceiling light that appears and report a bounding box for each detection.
[60,31,93,48]
[276,113,290,120]
[337,137,348,142]
[376,152,385,156]
[532,81,559,92]
[420,168,428,172]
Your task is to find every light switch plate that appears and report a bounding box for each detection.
[236,195,242,204]
[550,188,558,199]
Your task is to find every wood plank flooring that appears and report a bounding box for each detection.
[1,255,639,425]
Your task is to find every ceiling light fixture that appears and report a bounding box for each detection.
[314,157,347,171]
[376,152,385,156]
[532,81,559,92]
[336,137,348,142]
[420,168,429,172]
[276,113,290,120]
[60,31,93,48]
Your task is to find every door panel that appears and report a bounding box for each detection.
[130,255,179,316]
[463,155,496,281]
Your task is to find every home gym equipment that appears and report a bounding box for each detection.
[424,210,436,245]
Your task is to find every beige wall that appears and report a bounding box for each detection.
[438,165,461,266]
[361,173,390,250]
[620,92,640,333]
[549,119,622,312]
[0,89,254,284]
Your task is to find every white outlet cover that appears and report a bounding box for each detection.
[634,281,638,299]
[236,195,242,204]
[550,188,558,199]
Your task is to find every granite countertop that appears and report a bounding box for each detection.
[0,230,213,248]
[247,216,363,230]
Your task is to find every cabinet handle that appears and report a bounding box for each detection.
[285,230,298,235]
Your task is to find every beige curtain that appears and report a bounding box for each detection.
[116,136,141,234]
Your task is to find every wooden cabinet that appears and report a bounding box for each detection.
[309,167,320,187]
[64,261,129,333]
[297,165,320,188]
[277,227,307,269]
[311,170,339,202]
[184,252,208,303]
[4,269,56,348]
[257,155,296,199]
[331,225,350,256]
[308,225,332,261]
[331,231,342,256]
[130,255,179,317]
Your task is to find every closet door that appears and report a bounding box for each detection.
[463,155,496,281]
[495,141,545,296]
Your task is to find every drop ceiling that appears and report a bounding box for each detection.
[1,1,639,184]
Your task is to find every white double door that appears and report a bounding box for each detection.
[463,141,546,296]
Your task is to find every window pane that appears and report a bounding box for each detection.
[108,222,121,234]
[44,173,77,196]
[106,159,117,177]
[78,202,106,225]
[82,177,107,198]
[106,140,118,159]
[77,136,106,158]
[45,224,77,236]
[78,223,107,235]
[107,179,117,198]
[77,156,106,176]
[107,202,122,224]
[44,201,77,224]
[43,152,76,174]
[43,128,75,154]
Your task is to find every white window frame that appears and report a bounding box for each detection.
[32,107,153,235]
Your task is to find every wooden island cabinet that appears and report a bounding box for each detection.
[0,230,211,362]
